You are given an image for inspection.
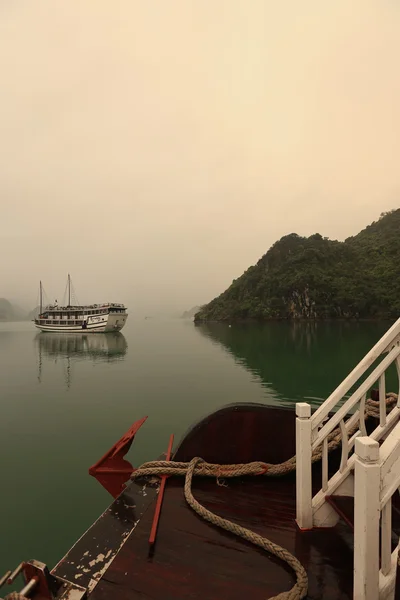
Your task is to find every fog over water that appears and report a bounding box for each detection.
[1,1,399,313]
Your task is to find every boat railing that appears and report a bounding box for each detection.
[42,303,126,312]
[353,431,400,599]
[296,317,400,530]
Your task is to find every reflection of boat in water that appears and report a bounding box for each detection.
[35,332,127,388]
[35,332,128,361]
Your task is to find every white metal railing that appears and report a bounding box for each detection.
[354,431,400,600]
[296,317,400,530]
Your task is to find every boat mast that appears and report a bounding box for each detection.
[68,274,71,306]
[40,281,43,315]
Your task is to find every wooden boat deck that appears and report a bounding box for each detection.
[90,475,354,600]
[53,403,400,600]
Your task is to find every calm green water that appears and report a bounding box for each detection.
[0,318,396,574]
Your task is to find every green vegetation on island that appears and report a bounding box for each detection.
[195,209,400,322]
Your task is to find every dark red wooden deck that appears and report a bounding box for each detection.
[54,402,400,600]
[89,475,355,600]
[86,404,352,600]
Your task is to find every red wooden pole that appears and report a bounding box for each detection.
[149,434,174,545]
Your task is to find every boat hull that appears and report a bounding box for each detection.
[34,312,128,333]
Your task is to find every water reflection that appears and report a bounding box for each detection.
[35,332,127,388]
[195,321,393,407]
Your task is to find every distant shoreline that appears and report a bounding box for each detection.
[194,317,397,324]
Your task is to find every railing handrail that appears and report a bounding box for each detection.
[311,317,400,428]
[379,419,400,509]
[380,421,400,475]
[312,344,400,448]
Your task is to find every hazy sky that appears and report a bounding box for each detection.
[1,1,399,312]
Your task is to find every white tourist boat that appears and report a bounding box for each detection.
[34,275,128,333]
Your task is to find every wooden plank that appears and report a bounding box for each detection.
[339,420,348,473]
[380,455,400,509]
[380,419,400,478]
[379,373,386,428]
[381,499,392,576]
[296,403,312,529]
[52,478,159,594]
[173,403,297,465]
[322,437,328,492]
[397,357,400,407]
[354,438,380,600]
[149,434,174,545]
[359,394,367,436]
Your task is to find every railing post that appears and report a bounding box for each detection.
[354,437,380,600]
[296,402,312,530]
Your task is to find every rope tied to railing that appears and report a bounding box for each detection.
[132,392,398,600]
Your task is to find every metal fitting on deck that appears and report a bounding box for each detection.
[0,560,87,600]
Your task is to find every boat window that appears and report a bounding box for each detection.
[60,321,67,325]
[46,320,51,324]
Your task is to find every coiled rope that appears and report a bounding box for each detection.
[131,393,398,600]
